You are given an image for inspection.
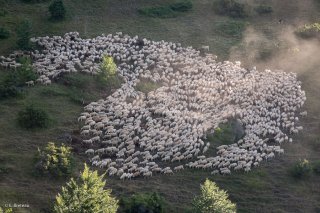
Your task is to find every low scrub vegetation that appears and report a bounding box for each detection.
[290,159,312,178]
[49,0,66,20]
[213,0,250,18]
[312,160,320,175]
[120,192,166,213]
[0,207,13,213]
[214,20,247,38]
[16,20,32,50]
[0,57,36,100]
[193,179,236,213]
[17,105,49,129]
[34,142,72,177]
[0,9,8,17]
[254,5,273,14]
[0,27,10,39]
[295,23,320,39]
[138,0,192,18]
[54,164,118,213]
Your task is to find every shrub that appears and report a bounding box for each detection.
[35,142,72,177]
[54,164,119,213]
[193,179,236,213]
[97,55,121,87]
[0,85,21,100]
[1,56,37,87]
[49,0,66,20]
[0,27,10,39]
[17,105,49,129]
[295,23,320,39]
[0,9,8,17]
[120,192,166,213]
[138,1,192,18]
[255,5,273,14]
[214,20,247,37]
[290,159,312,178]
[0,207,13,213]
[170,1,193,12]
[312,160,320,175]
[214,0,250,18]
[16,20,32,50]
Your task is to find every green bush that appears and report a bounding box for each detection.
[3,56,37,87]
[295,23,320,39]
[97,55,122,87]
[214,0,250,18]
[120,192,166,213]
[214,20,247,37]
[0,9,8,17]
[0,85,22,100]
[312,160,320,175]
[49,0,66,20]
[290,159,312,178]
[35,142,72,177]
[54,164,119,213]
[138,1,192,18]
[193,179,236,213]
[0,207,13,213]
[170,1,193,12]
[0,27,10,39]
[255,5,273,14]
[17,105,49,129]
[16,20,32,50]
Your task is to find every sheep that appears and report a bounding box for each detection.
[2,32,306,179]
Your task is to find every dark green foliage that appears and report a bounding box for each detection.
[120,192,166,213]
[295,23,320,39]
[255,5,273,14]
[0,9,8,17]
[54,164,119,213]
[290,159,312,178]
[0,27,10,39]
[35,142,72,177]
[49,0,66,20]
[17,105,49,129]
[0,56,36,100]
[312,160,320,174]
[193,179,236,213]
[214,0,249,18]
[138,1,192,18]
[170,1,193,12]
[16,20,32,50]
[2,56,37,87]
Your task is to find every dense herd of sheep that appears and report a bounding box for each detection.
[0,32,306,179]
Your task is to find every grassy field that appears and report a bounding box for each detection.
[1,0,320,212]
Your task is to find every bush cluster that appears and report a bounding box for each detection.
[35,142,73,177]
[0,56,36,100]
[17,105,49,129]
[16,20,32,50]
[290,159,312,178]
[97,55,122,87]
[138,0,192,18]
[0,27,10,39]
[49,0,66,20]
[120,192,165,213]
[214,0,249,18]
[295,23,320,39]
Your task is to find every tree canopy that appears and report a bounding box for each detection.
[54,164,119,213]
[193,179,236,213]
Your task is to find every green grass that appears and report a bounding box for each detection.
[0,0,320,212]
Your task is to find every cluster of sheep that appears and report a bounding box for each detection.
[0,32,306,179]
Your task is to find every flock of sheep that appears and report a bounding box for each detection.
[0,32,306,179]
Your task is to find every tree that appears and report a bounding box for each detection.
[54,164,119,213]
[35,142,72,177]
[193,179,236,213]
[0,207,13,213]
[100,55,117,78]
[49,0,66,20]
[16,20,32,50]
